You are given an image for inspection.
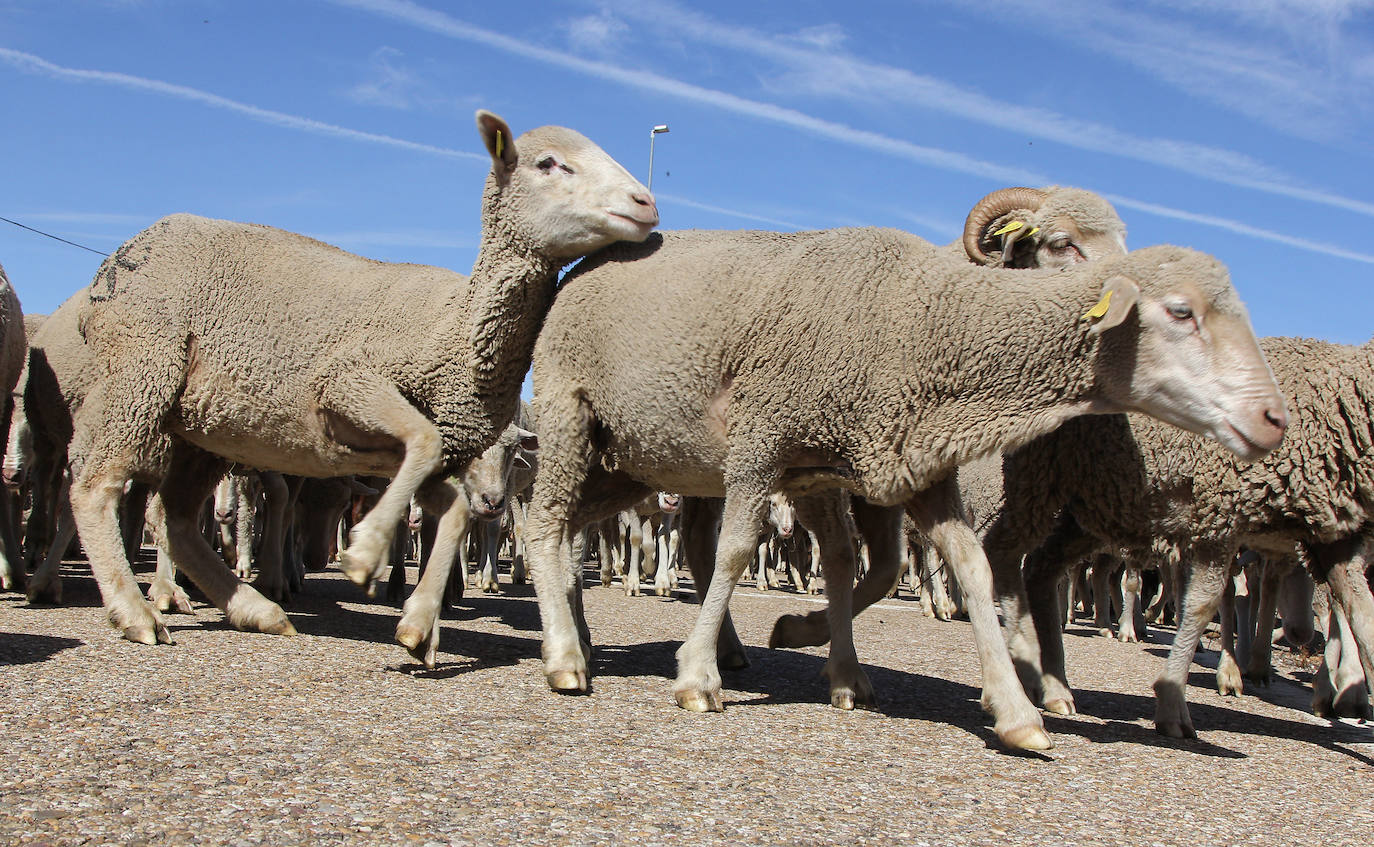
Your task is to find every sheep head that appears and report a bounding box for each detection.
[1084,246,1288,461]
[477,110,658,261]
[963,186,1127,270]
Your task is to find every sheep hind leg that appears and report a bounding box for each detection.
[795,491,873,711]
[1153,548,1232,739]
[674,483,768,713]
[1019,515,1102,715]
[910,479,1050,752]
[251,472,292,603]
[158,446,293,636]
[143,493,192,614]
[26,477,74,606]
[1311,537,1374,720]
[1117,563,1143,644]
[1242,556,1288,685]
[681,496,749,670]
[769,499,901,650]
[1215,574,1244,697]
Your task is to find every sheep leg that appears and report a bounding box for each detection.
[67,388,176,644]
[623,511,644,597]
[925,545,957,621]
[158,446,294,636]
[26,476,73,606]
[908,482,1051,752]
[1242,556,1287,684]
[230,475,254,579]
[680,496,749,669]
[477,517,502,594]
[1153,547,1233,738]
[769,499,901,649]
[142,493,193,614]
[333,384,445,588]
[1310,536,1374,718]
[655,515,678,596]
[396,479,467,668]
[1215,574,1244,696]
[528,392,653,691]
[1118,563,1143,644]
[674,484,768,713]
[251,472,294,602]
[1021,517,1105,714]
[1091,556,1115,636]
[795,492,873,710]
[510,499,529,585]
[1312,601,1371,719]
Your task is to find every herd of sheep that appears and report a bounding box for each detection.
[0,110,1370,755]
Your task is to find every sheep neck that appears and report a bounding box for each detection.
[465,241,558,400]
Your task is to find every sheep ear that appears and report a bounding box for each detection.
[1084,274,1140,335]
[476,110,518,172]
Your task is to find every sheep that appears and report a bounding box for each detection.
[64,110,656,649]
[767,188,1128,649]
[954,185,1128,270]
[0,263,26,592]
[981,337,1373,737]
[524,226,1287,751]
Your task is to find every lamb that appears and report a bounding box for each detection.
[981,337,1373,737]
[65,111,656,649]
[525,226,1286,751]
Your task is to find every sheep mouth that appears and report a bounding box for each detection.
[608,208,659,231]
[1222,420,1272,461]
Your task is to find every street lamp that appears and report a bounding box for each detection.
[648,124,670,192]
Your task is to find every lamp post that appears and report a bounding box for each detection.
[648,124,669,192]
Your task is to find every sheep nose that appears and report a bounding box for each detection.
[481,494,505,513]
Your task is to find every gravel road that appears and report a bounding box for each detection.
[2,561,1370,846]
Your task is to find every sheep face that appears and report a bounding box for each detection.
[460,422,538,520]
[478,112,658,261]
[1086,247,1288,461]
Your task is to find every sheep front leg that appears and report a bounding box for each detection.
[908,485,1051,752]
[674,485,768,713]
[158,447,294,637]
[251,472,293,602]
[1153,548,1232,738]
[477,517,502,594]
[396,479,467,668]
[1215,574,1244,696]
[333,383,445,587]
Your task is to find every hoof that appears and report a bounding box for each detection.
[997,724,1054,752]
[718,648,750,671]
[26,580,62,606]
[396,621,426,652]
[1043,698,1076,716]
[337,549,379,586]
[768,613,827,649]
[262,618,297,636]
[122,623,172,646]
[547,670,588,693]
[1155,719,1197,739]
[675,689,724,713]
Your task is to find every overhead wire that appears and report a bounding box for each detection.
[0,216,111,257]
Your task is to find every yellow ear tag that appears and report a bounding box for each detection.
[1082,290,1113,321]
[495,130,504,159]
[1027,226,1040,237]
[991,220,1025,237]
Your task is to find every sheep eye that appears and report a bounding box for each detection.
[536,155,559,172]
[1049,238,1071,250]
[1166,302,1194,321]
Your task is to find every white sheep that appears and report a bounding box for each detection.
[983,337,1372,737]
[956,185,1128,270]
[0,263,28,593]
[525,226,1286,752]
[65,111,656,649]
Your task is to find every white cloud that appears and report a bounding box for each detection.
[0,46,484,161]
[563,10,631,56]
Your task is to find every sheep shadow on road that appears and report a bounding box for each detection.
[0,631,84,667]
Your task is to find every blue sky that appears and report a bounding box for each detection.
[2,0,1372,345]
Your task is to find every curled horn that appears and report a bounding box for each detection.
[961,187,1048,266]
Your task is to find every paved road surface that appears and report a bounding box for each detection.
[2,562,1370,846]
